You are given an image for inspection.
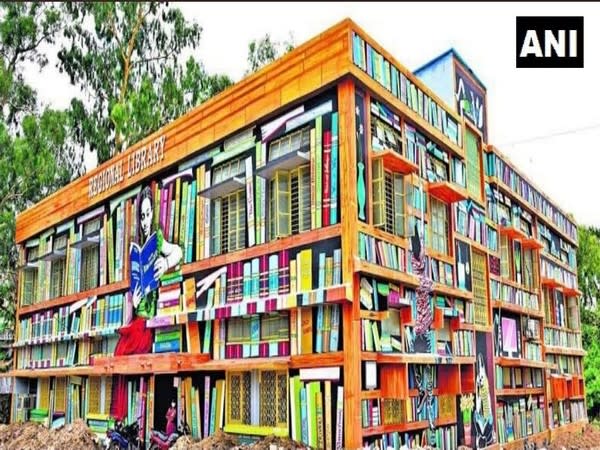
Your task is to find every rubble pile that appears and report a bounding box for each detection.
[0,419,102,450]
[547,423,600,450]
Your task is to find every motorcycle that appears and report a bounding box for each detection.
[148,422,190,450]
[105,419,142,450]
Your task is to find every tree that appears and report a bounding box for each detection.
[245,32,295,75]
[578,226,600,308]
[0,3,62,127]
[0,5,74,396]
[578,226,600,420]
[58,2,233,164]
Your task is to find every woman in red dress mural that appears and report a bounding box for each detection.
[111,185,183,421]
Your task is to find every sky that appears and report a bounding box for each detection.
[25,2,600,227]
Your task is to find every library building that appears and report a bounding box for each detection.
[9,18,586,450]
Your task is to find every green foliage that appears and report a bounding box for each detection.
[0,2,62,126]
[0,3,74,350]
[579,226,600,420]
[58,2,233,164]
[245,32,295,75]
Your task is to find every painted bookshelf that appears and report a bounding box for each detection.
[9,17,586,450]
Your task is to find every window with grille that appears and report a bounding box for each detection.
[472,250,489,326]
[226,369,288,431]
[212,156,245,186]
[22,269,38,306]
[50,258,66,299]
[429,198,448,254]
[21,246,39,306]
[269,171,291,240]
[465,128,482,202]
[211,189,246,255]
[372,159,405,237]
[269,165,310,240]
[81,245,99,291]
[268,126,311,162]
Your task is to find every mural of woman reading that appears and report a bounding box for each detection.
[111,185,183,420]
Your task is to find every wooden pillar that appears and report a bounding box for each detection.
[338,76,361,449]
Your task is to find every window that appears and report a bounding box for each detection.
[21,246,39,306]
[80,245,99,291]
[268,165,311,241]
[50,258,65,299]
[500,235,511,279]
[22,269,38,306]
[472,250,489,327]
[269,171,291,240]
[522,248,537,290]
[372,159,405,236]
[429,198,448,254]
[268,126,311,162]
[226,369,288,432]
[371,114,402,154]
[212,156,245,186]
[211,189,246,255]
[465,128,482,202]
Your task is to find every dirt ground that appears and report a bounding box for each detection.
[547,423,600,450]
[173,430,309,449]
[0,419,102,450]
[2,421,599,450]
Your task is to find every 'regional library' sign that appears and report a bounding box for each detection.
[88,135,166,199]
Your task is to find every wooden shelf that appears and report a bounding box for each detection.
[362,351,475,365]
[183,224,341,276]
[562,286,582,297]
[495,357,549,369]
[370,149,419,175]
[289,351,344,369]
[496,387,545,396]
[544,323,581,333]
[427,181,468,204]
[541,277,563,290]
[355,260,417,288]
[91,353,211,374]
[498,225,528,241]
[492,301,544,318]
[17,280,129,317]
[361,389,381,400]
[8,366,97,378]
[498,430,550,450]
[490,275,539,295]
[521,236,544,250]
[359,310,390,321]
[362,417,456,437]
[357,223,409,251]
[544,346,586,356]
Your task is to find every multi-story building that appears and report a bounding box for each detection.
[9,18,586,449]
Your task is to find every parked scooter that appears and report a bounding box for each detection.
[148,423,190,450]
[105,419,141,450]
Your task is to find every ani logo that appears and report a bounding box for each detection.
[516,16,583,68]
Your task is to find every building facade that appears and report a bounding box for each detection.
[10,19,586,449]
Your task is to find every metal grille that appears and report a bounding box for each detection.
[277,372,287,424]
[260,371,276,426]
[229,374,241,421]
[472,250,489,326]
[242,371,251,424]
